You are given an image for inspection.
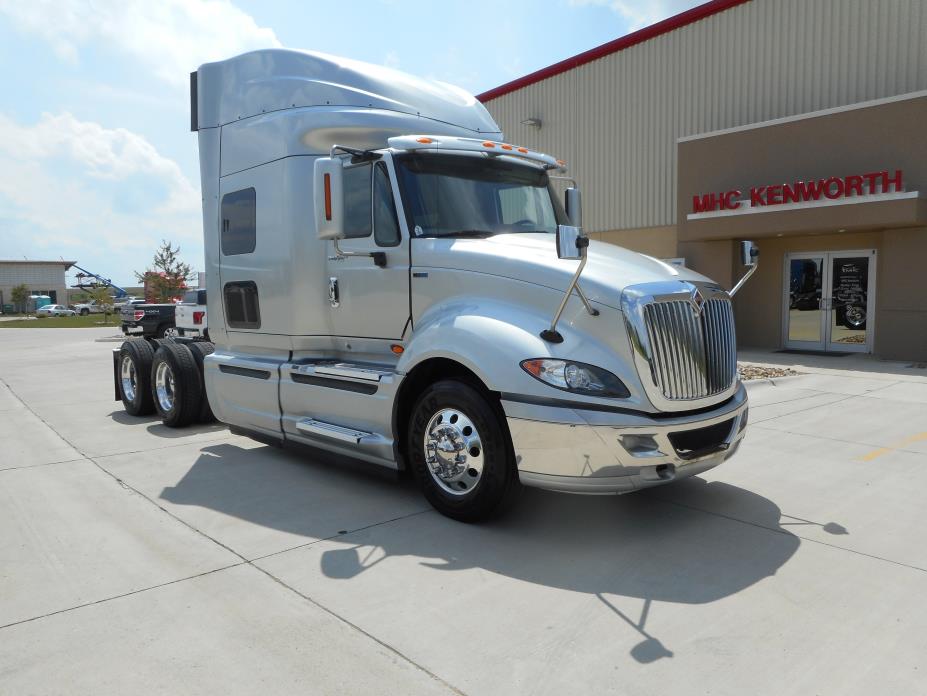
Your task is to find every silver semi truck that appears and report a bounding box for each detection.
[113,49,757,521]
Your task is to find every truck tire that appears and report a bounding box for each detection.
[187,341,216,423]
[156,323,178,339]
[407,380,520,522]
[118,339,156,416]
[80,308,89,316]
[150,342,202,428]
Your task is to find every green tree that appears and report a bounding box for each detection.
[10,284,29,314]
[135,240,193,303]
[87,285,115,324]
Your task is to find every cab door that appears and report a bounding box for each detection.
[326,156,410,341]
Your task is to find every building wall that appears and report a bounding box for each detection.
[876,226,927,360]
[0,262,70,308]
[484,0,927,236]
[729,230,882,348]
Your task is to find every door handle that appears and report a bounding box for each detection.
[328,277,339,307]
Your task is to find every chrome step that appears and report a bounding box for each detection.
[295,418,374,444]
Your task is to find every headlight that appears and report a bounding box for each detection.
[520,359,630,398]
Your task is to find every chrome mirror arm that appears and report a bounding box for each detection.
[729,263,758,297]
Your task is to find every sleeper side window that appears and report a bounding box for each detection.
[221,188,256,255]
[223,281,260,329]
[342,163,373,239]
[373,162,401,247]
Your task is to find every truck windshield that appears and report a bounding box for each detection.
[394,153,567,238]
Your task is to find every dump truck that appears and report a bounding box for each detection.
[113,49,757,521]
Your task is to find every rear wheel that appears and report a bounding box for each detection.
[150,342,202,427]
[118,339,156,416]
[187,341,216,423]
[79,308,89,316]
[408,380,520,522]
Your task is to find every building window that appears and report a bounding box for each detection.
[221,188,256,255]
[223,281,260,329]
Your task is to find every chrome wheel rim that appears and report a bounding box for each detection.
[154,361,176,412]
[845,306,866,327]
[163,326,178,338]
[120,356,137,402]
[423,408,484,496]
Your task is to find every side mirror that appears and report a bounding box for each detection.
[564,187,582,227]
[556,224,588,261]
[314,157,344,240]
[740,240,759,266]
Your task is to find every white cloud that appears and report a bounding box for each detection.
[568,0,697,31]
[0,112,202,279]
[0,0,281,86]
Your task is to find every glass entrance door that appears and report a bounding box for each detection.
[784,250,876,353]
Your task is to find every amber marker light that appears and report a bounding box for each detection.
[521,359,545,378]
[482,141,496,148]
[390,344,404,355]
[323,173,332,220]
[416,137,433,144]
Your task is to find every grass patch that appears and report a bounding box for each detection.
[0,314,121,328]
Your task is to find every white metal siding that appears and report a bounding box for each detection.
[0,263,67,286]
[485,0,927,233]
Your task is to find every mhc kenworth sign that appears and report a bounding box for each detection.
[692,170,904,213]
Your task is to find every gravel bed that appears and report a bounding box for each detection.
[738,364,799,381]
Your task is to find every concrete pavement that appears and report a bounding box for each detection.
[1,328,925,695]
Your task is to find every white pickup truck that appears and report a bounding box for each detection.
[175,289,208,339]
[72,300,110,315]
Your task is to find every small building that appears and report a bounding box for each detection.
[0,260,76,312]
[478,0,927,360]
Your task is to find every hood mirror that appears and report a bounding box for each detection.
[556,225,587,261]
[740,240,759,267]
[731,240,759,296]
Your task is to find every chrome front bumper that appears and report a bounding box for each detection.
[504,383,748,495]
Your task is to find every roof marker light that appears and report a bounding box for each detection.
[416,137,433,144]
[482,141,496,148]
[517,147,528,153]
[501,144,513,150]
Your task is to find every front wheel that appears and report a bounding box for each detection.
[408,380,520,522]
[80,308,89,316]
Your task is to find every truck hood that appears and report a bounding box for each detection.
[412,233,717,309]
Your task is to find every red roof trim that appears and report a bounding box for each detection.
[476,0,751,103]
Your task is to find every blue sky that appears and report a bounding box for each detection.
[0,0,699,286]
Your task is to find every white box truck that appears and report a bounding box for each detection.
[113,49,757,521]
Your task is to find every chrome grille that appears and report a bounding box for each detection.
[641,297,736,400]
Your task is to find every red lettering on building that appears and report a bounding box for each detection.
[722,190,741,210]
[692,169,904,213]
[692,193,718,213]
[823,177,843,199]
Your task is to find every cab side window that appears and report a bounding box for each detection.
[221,188,256,255]
[342,163,372,239]
[373,162,400,247]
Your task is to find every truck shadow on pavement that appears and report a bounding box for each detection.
[107,410,227,438]
[160,442,816,664]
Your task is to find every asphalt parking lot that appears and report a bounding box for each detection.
[2,328,926,695]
